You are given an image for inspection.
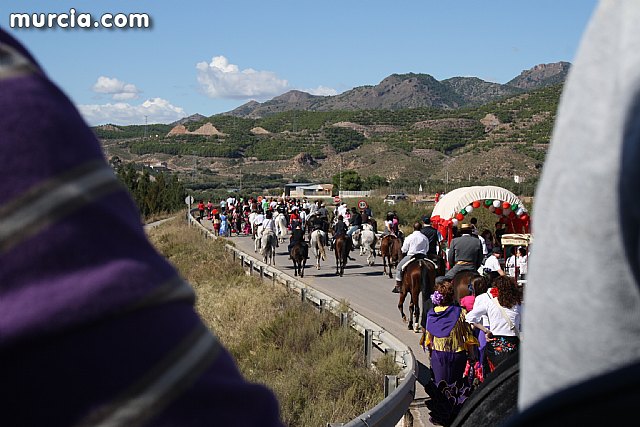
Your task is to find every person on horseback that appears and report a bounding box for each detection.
[316,203,329,234]
[347,207,362,237]
[444,223,483,280]
[420,216,442,263]
[481,247,506,280]
[253,209,264,235]
[288,223,309,260]
[289,206,300,230]
[330,215,348,251]
[393,222,429,293]
[308,211,324,231]
[383,212,395,236]
[262,211,277,244]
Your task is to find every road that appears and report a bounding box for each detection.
[202,223,435,426]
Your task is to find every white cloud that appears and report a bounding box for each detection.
[92,76,141,100]
[303,85,338,96]
[196,55,288,99]
[78,98,186,126]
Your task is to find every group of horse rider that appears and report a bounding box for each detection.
[205,195,510,287]
[251,198,375,252]
[390,215,520,293]
[390,216,442,293]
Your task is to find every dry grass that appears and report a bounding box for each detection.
[144,209,184,223]
[147,218,399,426]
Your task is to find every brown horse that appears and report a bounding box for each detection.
[398,257,437,331]
[290,242,307,278]
[380,235,402,278]
[334,234,350,276]
[451,270,481,304]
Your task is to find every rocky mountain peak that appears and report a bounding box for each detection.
[507,62,571,89]
[224,62,570,118]
[170,113,207,126]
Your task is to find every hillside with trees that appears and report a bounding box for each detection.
[97,63,566,199]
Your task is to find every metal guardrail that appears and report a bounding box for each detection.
[186,210,417,426]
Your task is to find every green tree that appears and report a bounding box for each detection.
[363,175,387,190]
[332,170,363,194]
[136,170,152,216]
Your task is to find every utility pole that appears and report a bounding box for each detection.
[339,154,342,196]
[445,170,449,193]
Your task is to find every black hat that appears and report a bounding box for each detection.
[492,247,502,254]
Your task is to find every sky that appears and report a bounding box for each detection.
[1,0,599,126]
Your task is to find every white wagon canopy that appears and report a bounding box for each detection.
[430,186,531,243]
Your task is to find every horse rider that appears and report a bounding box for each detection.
[308,212,330,247]
[330,215,356,261]
[330,215,348,250]
[252,209,264,238]
[360,206,377,233]
[262,211,277,245]
[309,200,319,216]
[360,208,370,226]
[392,212,403,240]
[481,246,506,280]
[347,207,362,237]
[299,207,308,229]
[392,222,429,293]
[444,223,483,280]
[309,211,326,232]
[289,206,301,229]
[420,216,441,263]
[337,202,348,218]
[288,223,309,260]
[382,212,395,236]
[316,203,329,233]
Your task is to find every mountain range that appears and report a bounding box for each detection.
[226,62,570,118]
[98,61,570,197]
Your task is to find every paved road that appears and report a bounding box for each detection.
[203,224,435,426]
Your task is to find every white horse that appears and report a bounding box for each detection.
[353,224,377,266]
[254,225,263,253]
[260,230,277,265]
[274,212,288,244]
[310,229,327,269]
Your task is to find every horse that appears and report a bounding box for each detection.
[398,257,437,332]
[380,234,402,278]
[304,213,316,241]
[274,212,288,244]
[310,229,327,269]
[367,218,378,234]
[254,225,263,253]
[260,231,277,265]
[353,224,377,266]
[290,242,307,277]
[451,270,479,303]
[334,234,350,276]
